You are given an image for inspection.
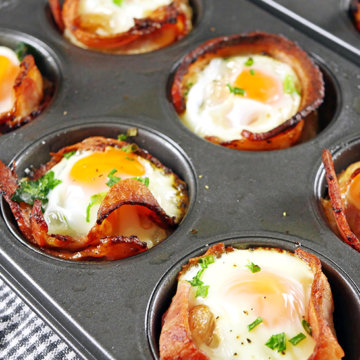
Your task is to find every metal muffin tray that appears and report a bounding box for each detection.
[0,0,359,359]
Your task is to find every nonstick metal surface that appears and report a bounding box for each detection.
[0,1,359,359]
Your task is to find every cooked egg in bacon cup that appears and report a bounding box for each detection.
[0,45,47,134]
[0,136,188,260]
[160,243,344,360]
[321,149,360,253]
[49,0,193,53]
[171,32,324,151]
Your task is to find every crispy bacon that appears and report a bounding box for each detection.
[295,248,344,359]
[171,32,324,151]
[351,0,360,31]
[321,149,360,252]
[0,55,48,134]
[0,137,187,260]
[160,243,344,359]
[49,0,192,53]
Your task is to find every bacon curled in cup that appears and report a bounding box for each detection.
[49,0,192,54]
[171,32,324,151]
[160,243,344,360]
[321,149,360,252]
[0,54,50,134]
[351,0,360,31]
[0,136,188,260]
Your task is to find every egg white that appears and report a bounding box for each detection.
[43,149,184,245]
[0,46,20,114]
[183,55,301,142]
[180,248,316,359]
[78,0,172,35]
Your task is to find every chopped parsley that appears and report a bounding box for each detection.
[265,332,286,353]
[283,74,300,95]
[244,57,254,66]
[86,191,107,222]
[302,319,312,335]
[63,151,76,159]
[184,82,194,97]
[106,169,121,187]
[132,177,149,187]
[121,144,138,153]
[248,317,263,331]
[289,333,306,345]
[246,261,261,273]
[117,134,128,141]
[11,171,61,206]
[113,0,123,5]
[187,255,214,298]
[125,156,134,162]
[249,69,255,76]
[227,84,245,96]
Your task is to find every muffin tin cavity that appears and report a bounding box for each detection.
[0,28,61,131]
[1,121,196,261]
[147,235,360,359]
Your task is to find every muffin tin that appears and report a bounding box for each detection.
[0,0,359,359]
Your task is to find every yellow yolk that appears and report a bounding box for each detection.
[69,148,145,187]
[224,271,304,327]
[233,69,281,104]
[348,172,360,209]
[0,55,19,109]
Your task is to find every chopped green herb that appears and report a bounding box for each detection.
[227,84,246,96]
[125,156,134,161]
[187,255,214,298]
[289,333,306,345]
[283,74,300,95]
[302,319,312,335]
[86,191,107,222]
[196,285,209,298]
[113,0,123,5]
[249,69,255,76]
[63,151,76,159]
[184,82,194,97]
[265,332,286,353]
[132,177,150,187]
[121,144,138,153]
[15,42,27,61]
[244,57,254,66]
[11,171,62,206]
[246,261,261,273]
[248,317,263,331]
[117,134,128,141]
[106,169,121,187]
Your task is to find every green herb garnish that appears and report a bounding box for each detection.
[246,261,261,273]
[265,332,286,353]
[121,144,138,153]
[106,169,121,187]
[283,74,300,95]
[289,333,306,345]
[248,317,263,331]
[117,134,128,141]
[125,156,134,161]
[302,319,312,335]
[15,42,27,61]
[11,171,62,206]
[184,82,194,97]
[86,191,107,222]
[250,69,255,76]
[113,0,123,6]
[227,84,245,96]
[244,57,254,66]
[63,151,76,159]
[132,177,150,187]
[187,255,214,298]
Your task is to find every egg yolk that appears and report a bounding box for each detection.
[348,172,360,209]
[225,271,305,327]
[70,148,145,187]
[233,69,281,104]
[0,55,19,108]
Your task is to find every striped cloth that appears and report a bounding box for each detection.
[0,278,80,360]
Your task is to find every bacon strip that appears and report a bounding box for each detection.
[49,0,192,53]
[295,248,344,360]
[321,149,360,252]
[171,32,324,151]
